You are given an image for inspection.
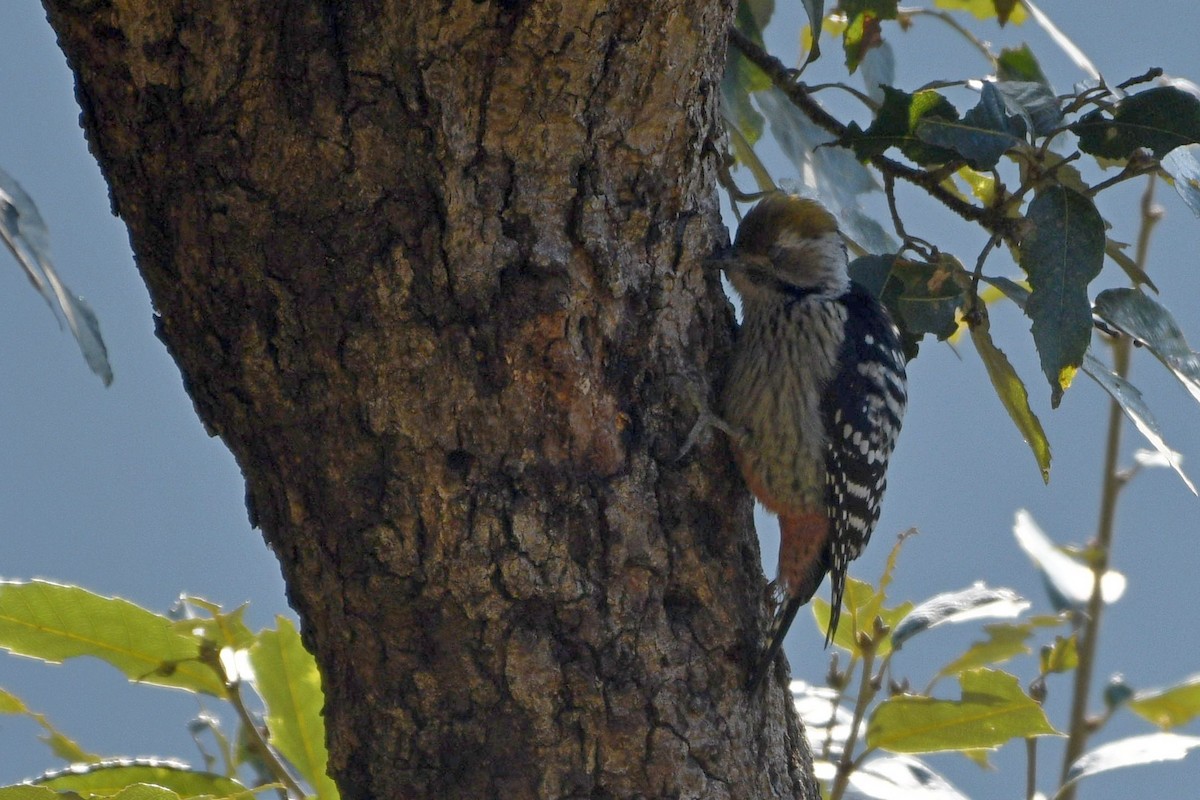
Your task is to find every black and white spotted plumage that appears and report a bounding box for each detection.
[718,193,908,689]
[819,284,908,645]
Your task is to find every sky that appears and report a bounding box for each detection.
[1,3,1199,799]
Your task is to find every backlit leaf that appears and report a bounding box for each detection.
[1128,674,1200,730]
[1064,733,1200,786]
[1081,351,1195,495]
[868,669,1058,753]
[1094,288,1200,407]
[0,581,224,696]
[969,316,1051,481]
[893,584,1028,649]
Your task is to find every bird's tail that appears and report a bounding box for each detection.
[747,594,803,691]
[825,567,847,648]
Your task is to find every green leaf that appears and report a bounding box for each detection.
[1128,674,1200,730]
[1093,288,1200,407]
[1081,351,1196,495]
[721,1,774,148]
[1064,733,1200,787]
[969,316,1051,481]
[1039,634,1078,674]
[0,788,60,800]
[250,617,338,800]
[799,0,825,68]
[0,686,100,763]
[997,45,1048,84]
[812,578,912,659]
[1104,238,1157,290]
[34,758,246,797]
[1074,87,1200,159]
[868,669,1058,753]
[842,86,961,165]
[108,785,183,800]
[1162,143,1200,217]
[0,687,26,714]
[1019,186,1105,407]
[892,256,963,342]
[892,585,1028,649]
[1013,510,1125,612]
[0,581,225,696]
[917,82,1025,169]
[172,599,257,652]
[934,0,1026,24]
[936,623,1035,679]
[841,0,898,73]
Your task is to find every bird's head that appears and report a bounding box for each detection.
[723,194,849,302]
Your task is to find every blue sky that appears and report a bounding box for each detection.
[1,4,1199,798]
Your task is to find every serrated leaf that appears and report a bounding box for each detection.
[917,82,1026,169]
[1081,351,1196,495]
[1020,186,1105,407]
[250,617,337,800]
[1074,87,1200,159]
[0,788,60,800]
[936,623,1035,679]
[1039,634,1078,674]
[34,758,246,796]
[0,167,112,385]
[108,786,182,800]
[998,45,1048,85]
[842,86,961,165]
[1094,288,1200,407]
[849,755,970,800]
[172,600,257,652]
[868,668,1058,753]
[0,581,225,696]
[892,584,1028,649]
[1162,143,1200,217]
[1064,733,1200,786]
[1013,510,1125,611]
[1128,674,1200,730]
[969,316,1051,481]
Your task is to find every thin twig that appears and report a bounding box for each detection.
[829,645,877,800]
[726,27,1023,244]
[902,7,996,65]
[1057,175,1161,800]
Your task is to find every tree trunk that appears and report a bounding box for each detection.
[44,2,818,797]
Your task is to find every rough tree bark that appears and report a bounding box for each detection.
[45,2,818,798]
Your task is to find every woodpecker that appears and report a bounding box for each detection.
[719,194,908,689]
